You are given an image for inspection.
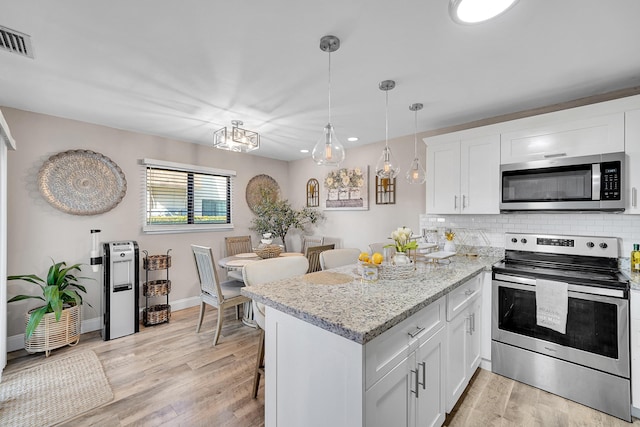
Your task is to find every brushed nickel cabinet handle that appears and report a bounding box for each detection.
[543,152,567,158]
[418,362,426,390]
[454,195,458,209]
[411,369,419,397]
[408,326,425,338]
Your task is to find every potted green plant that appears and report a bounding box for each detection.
[8,260,90,356]
[250,198,323,252]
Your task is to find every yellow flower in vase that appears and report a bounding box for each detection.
[445,230,455,241]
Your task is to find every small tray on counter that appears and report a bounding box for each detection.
[423,251,456,261]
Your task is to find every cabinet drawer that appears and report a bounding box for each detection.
[447,274,482,321]
[365,296,445,389]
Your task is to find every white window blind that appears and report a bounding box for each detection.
[141,159,235,233]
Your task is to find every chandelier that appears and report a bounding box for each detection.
[213,120,260,153]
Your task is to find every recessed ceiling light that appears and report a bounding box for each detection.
[347,137,359,142]
[449,0,519,24]
[300,149,309,153]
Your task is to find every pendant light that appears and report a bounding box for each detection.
[312,35,345,166]
[406,103,426,184]
[375,80,399,179]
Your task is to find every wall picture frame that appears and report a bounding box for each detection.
[322,166,369,211]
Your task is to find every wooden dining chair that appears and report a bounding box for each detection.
[191,245,250,346]
[301,235,324,255]
[243,256,309,398]
[319,248,361,270]
[305,243,335,273]
[225,235,253,256]
[225,236,253,281]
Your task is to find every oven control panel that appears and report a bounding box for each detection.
[505,233,619,258]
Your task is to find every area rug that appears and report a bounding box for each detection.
[0,350,113,426]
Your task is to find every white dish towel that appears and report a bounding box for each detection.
[535,278,569,334]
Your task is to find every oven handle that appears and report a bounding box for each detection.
[493,273,626,299]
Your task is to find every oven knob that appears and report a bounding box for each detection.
[511,238,517,243]
[599,242,608,249]
[586,241,595,248]
[521,238,527,244]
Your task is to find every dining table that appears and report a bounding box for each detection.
[218,251,304,328]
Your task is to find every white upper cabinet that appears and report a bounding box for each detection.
[500,113,624,164]
[426,134,500,214]
[625,109,640,214]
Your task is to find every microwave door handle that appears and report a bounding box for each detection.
[592,163,601,201]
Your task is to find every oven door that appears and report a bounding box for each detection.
[492,273,629,378]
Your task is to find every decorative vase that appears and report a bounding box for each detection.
[444,241,456,252]
[394,252,411,266]
[328,189,339,201]
[349,187,361,199]
[338,188,349,200]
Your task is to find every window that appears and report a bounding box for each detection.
[142,158,235,233]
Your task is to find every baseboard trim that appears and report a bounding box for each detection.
[7,296,201,352]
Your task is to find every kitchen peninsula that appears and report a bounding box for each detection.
[242,254,501,427]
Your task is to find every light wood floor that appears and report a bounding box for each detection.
[5,306,640,426]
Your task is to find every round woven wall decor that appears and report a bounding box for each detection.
[38,150,127,215]
[246,174,280,213]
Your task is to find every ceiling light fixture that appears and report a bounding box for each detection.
[406,103,426,185]
[312,35,345,167]
[213,120,260,153]
[375,80,399,180]
[449,0,519,24]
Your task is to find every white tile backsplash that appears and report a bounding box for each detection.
[420,213,640,257]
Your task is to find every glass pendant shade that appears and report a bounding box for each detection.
[376,146,399,179]
[313,35,345,166]
[312,123,345,166]
[406,157,426,184]
[376,80,399,179]
[406,102,426,184]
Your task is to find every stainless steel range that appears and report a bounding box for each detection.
[492,233,630,422]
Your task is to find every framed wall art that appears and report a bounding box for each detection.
[322,166,369,211]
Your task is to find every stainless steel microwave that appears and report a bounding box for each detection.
[500,152,625,212]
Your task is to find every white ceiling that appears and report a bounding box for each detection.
[1,0,640,161]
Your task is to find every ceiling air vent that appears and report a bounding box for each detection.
[0,25,34,59]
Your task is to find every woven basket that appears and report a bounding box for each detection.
[143,304,171,326]
[379,263,415,280]
[143,254,171,270]
[254,244,283,259]
[24,304,81,357]
[143,280,171,297]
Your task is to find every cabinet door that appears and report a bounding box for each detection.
[365,354,415,427]
[446,307,469,412]
[625,109,640,214]
[416,326,446,427]
[500,113,624,164]
[630,289,640,410]
[460,135,500,214]
[466,297,482,376]
[426,142,461,214]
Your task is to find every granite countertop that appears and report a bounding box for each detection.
[241,254,502,345]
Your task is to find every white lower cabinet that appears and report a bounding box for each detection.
[365,326,446,427]
[264,275,485,427]
[446,278,482,412]
[630,289,640,412]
